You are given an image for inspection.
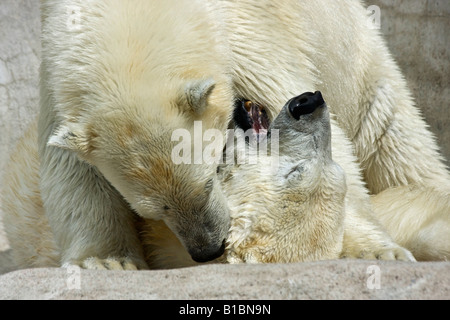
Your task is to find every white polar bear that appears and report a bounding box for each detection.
[2,0,449,270]
[141,92,348,268]
[219,0,449,260]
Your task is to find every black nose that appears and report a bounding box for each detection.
[288,91,325,120]
[190,239,226,263]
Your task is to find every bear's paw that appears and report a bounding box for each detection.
[341,246,416,262]
[64,257,142,270]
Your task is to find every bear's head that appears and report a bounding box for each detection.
[48,77,232,263]
[225,91,346,263]
[270,91,332,160]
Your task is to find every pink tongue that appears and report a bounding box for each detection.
[249,103,269,133]
[244,102,270,143]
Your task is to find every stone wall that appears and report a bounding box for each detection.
[0,0,41,251]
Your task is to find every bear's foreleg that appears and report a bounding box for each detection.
[38,146,148,270]
[330,122,416,261]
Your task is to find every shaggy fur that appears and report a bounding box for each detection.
[2,0,449,270]
[142,96,348,267]
[38,0,233,268]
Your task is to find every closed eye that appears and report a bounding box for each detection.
[285,164,304,180]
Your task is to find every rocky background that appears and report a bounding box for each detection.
[0,0,449,299]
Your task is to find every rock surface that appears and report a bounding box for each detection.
[0,260,449,300]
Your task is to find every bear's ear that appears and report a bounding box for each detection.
[47,124,89,154]
[184,78,216,115]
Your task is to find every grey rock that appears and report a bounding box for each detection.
[0,260,448,300]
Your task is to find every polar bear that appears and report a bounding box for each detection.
[2,90,414,270]
[219,0,449,261]
[2,91,341,268]
[140,91,347,268]
[34,0,234,268]
[2,0,448,269]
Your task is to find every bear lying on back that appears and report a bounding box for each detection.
[3,92,348,269]
[141,92,347,268]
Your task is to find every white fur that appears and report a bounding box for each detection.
[2,0,449,269]
[36,0,234,268]
[219,0,448,260]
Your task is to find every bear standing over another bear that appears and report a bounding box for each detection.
[142,91,349,268]
[2,0,449,270]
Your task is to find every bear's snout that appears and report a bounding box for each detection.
[189,239,226,263]
[288,91,325,120]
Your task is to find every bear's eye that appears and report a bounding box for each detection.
[163,205,170,211]
[285,164,305,182]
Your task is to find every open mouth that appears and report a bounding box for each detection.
[233,99,271,140]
